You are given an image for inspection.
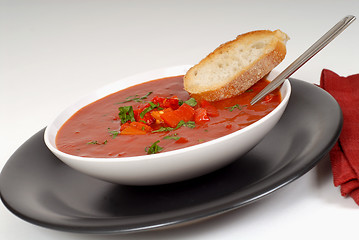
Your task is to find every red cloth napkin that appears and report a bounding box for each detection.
[320,69,359,205]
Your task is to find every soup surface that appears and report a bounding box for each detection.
[56,76,281,158]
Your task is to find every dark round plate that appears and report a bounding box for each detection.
[0,79,342,234]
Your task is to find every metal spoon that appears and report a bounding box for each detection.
[250,15,356,105]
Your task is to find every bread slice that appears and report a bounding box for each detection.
[183,30,289,101]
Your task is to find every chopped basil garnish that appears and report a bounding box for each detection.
[108,128,120,139]
[145,140,163,154]
[117,91,153,104]
[245,89,254,93]
[184,98,197,107]
[163,133,180,140]
[152,120,196,133]
[140,102,160,118]
[87,140,107,145]
[152,127,175,133]
[176,120,195,129]
[225,104,247,112]
[118,106,135,124]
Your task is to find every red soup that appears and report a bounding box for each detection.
[56,76,281,158]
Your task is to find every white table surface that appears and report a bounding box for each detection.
[1,0,358,239]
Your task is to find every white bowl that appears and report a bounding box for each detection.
[44,65,291,185]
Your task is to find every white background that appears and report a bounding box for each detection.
[1,0,359,239]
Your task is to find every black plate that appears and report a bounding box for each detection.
[0,79,342,234]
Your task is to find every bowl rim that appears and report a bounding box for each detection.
[44,65,291,163]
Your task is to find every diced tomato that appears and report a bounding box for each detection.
[162,99,171,108]
[199,100,219,117]
[140,112,156,125]
[133,108,155,125]
[134,103,150,112]
[160,103,195,128]
[152,96,180,110]
[194,108,210,124]
[168,96,180,110]
[151,96,165,105]
[175,137,189,144]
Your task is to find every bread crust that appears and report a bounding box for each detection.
[184,30,288,101]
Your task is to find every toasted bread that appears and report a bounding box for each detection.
[183,30,289,101]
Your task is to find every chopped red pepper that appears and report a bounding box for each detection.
[130,122,152,132]
[120,122,130,131]
[176,103,195,121]
[151,108,173,124]
[160,103,195,128]
[199,100,219,117]
[120,121,153,135]
[194,108,210,124]
[121,126,147,135]
[160,112,181,128]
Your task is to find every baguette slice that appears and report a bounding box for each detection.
[183,30,289,101]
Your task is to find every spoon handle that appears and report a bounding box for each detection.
[250,15,356,105]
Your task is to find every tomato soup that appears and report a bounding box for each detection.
[56,76,281,158]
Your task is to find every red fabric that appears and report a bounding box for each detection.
[320,69,359,205]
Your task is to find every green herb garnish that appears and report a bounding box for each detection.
[152,127,175,133]
[87,140,107,145]
[163,133,180,140]
[225,104,247,112]
[117,91,153,104]
[152,120,195,133]
[145,140,163,154]
[176,120,196,129]
[184,98,197,107]
[118,106,136,124]
[140,102,160,118]
[108,128,120,139]
[245,89,254,93]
